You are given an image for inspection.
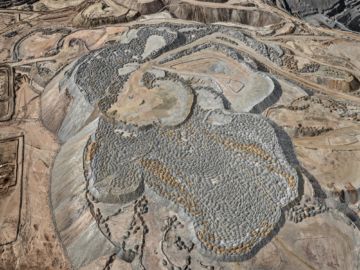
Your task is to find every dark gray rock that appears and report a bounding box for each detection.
[271,0,360,32]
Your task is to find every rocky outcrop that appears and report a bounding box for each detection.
[273,0,344,17]
[271,0,360,32]
[167,1,282,26]
[137,0,163,15]
[336,0,360,32]
[109,0,164,15]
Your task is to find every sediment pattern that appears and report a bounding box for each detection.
[87,107,298,259]
[64,23,300,260]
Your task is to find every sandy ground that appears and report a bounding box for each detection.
[0,1,360,269]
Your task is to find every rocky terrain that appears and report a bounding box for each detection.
[270,0,360,32]
[0,0,360,270]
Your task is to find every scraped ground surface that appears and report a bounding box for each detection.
[0,0,360,270]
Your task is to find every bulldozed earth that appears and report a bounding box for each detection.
[0,1,360,270]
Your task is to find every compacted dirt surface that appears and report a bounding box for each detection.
[0,1,360,270]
